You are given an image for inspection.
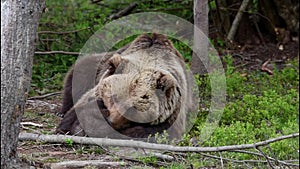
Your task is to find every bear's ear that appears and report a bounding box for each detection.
[152,33,172,46]
[129,34,153,49]
[156,72,176,98]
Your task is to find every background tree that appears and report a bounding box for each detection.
[1,0,45,168]
[210,0,299,44]
[191,0,209,75]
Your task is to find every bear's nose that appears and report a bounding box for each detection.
[141,94,149,100]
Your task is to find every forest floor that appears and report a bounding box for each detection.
[18,41,299,169]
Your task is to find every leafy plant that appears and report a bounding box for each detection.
[187,58,299,163]
[64,138,73,147]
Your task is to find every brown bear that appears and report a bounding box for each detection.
[56,33,196,140]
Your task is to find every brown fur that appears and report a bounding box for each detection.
[56,33,194,140]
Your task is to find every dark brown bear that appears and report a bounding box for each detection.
[56,33,196,140]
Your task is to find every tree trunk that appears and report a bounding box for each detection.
[1,0,45,168]
[191,0,209,75]
[226,0,250,42]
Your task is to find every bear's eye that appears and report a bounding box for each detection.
[108,60,119,71]
[107,54,122,75]
[110,54,121,66]
[156,81,165,90]
[108,64,116,73]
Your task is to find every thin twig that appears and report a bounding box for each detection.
[20,122,43,127]
[218,152,224,168]
[230,150,299,166]
[20,126,42,135]
[19,132,299,153]
[285,160,300,163]
[28,91,61,100]
[261,59,273,75]
[50,160,126,169]
[255,147,275,169]
[200,152,268,163]
[38,27,90,35]
[35,51,79,55]
[265,144,284,168]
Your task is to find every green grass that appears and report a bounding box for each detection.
[177,56,299,168]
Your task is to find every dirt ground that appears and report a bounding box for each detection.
[18,41,299,169]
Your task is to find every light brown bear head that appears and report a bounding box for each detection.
[96,33,188,132]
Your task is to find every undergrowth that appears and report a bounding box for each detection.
[179,56,299,168]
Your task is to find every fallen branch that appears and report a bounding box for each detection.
[227,0,251,42]
[19,132,299,153]
[38,27,90,35]
[35,51,79,55]
[50,160,126,169]
[28,91,61,100]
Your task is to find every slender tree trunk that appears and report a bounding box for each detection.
[1,0,45,168]
[191,0,209,75]
[226,0,250,42]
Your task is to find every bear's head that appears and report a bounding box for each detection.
[95,33,187,133]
